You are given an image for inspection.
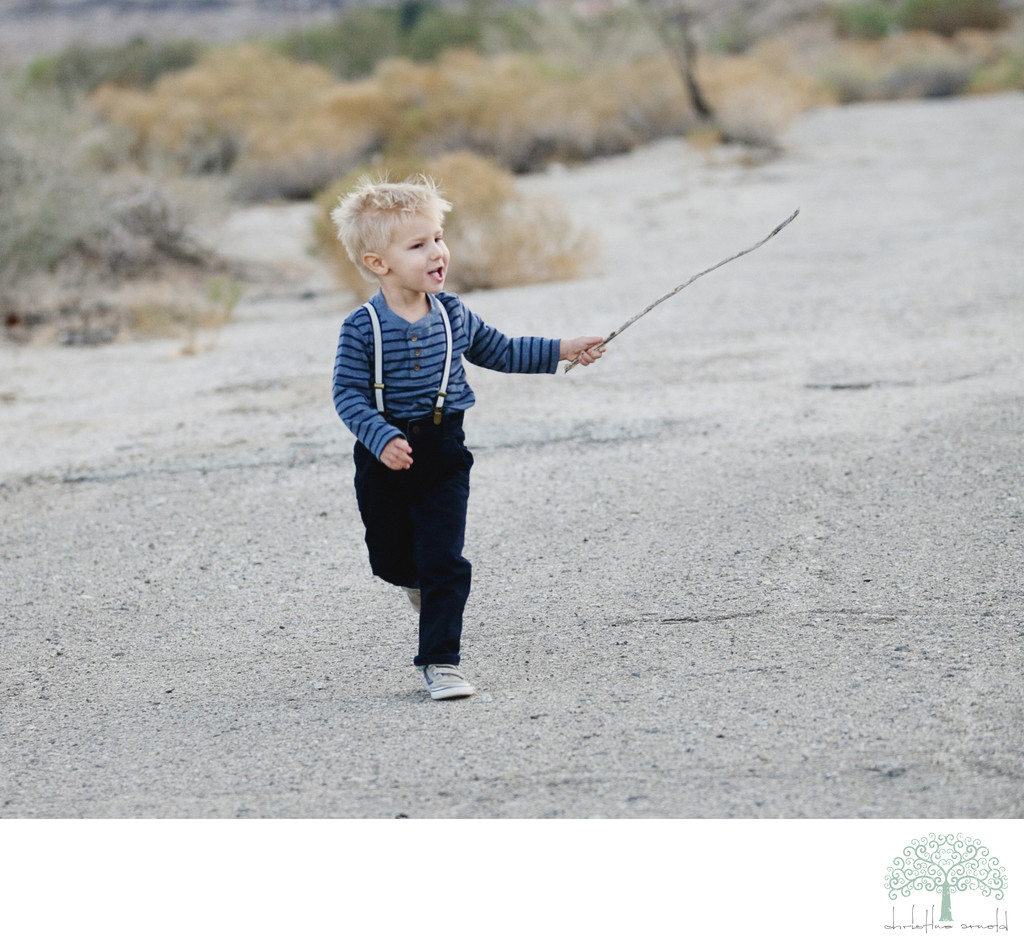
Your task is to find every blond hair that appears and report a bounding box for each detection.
[331,174,453,281]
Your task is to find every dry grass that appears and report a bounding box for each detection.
[90,44,695,195]
[10,6,1021,346]
[696,39,837,147]
[816,27,1013,101]
[90,45,390,183]
[89,21,1023,196]
[88,38,850,183]
[898,0,1007,36]
[376,50,691,171]
[2,270,237,348]
[0,77,233,345]
[313,151,598,296]
[127,275,240,354]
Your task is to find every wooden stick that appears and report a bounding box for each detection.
[564,208,800,372]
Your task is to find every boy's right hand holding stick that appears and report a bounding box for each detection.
[560,336,607,368]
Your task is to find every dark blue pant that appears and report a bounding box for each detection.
[353,411,473,666]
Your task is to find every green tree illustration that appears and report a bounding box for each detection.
[885,833,1007,922]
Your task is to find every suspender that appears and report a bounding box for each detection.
[434,302,453,425]
[364,301,386,414]
[363,300,453,426]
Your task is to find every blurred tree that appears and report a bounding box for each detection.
[400,0,433,34]
[633,0,714,118]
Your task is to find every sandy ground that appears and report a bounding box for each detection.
[1,92,1022,819]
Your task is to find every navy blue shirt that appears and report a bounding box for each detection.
[333,290,561,458]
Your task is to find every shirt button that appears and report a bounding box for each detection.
[415,349,422,356]
[413,364,421,371]
[410,335,418,342]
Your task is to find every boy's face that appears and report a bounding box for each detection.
[365,211,449,296]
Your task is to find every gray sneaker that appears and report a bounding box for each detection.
[404,587,421,613]
[421,663,475,700]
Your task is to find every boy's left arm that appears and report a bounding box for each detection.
[559,337,606,367]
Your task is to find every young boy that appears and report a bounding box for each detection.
[331,175,604,700]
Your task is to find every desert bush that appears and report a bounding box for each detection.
[90,45,393,194]
[818,26,1006,100]
[27,37,202,98]
[833,3,897,39]
[92,45,693,193]
[968,48,1024,91]
[1,155,209,287]
[374,50,690,172]
[708,13,760,53]
[274,1,658,79]
[881,58,975,94]
[275,6,404,78]
[0,77,223,342]
[696,42,835,147]
[0,82,194,282]
[128,275,241,353]
[274,1,511,78]
[897,0,1006,36]
[834,0,1006,39]
[819,56,882,101]
[313,152,597,295]
[395,1,484,62]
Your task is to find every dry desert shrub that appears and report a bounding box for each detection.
[90,44,692,193]
[236,78,401,200]
[275,0,659,79]
[833,2,897,39]
[967,47,1024,91]
[898,0,1007,36]
[1,85,205,283]
[90,45,392,192]
[125,275,240,354]
[313,151,598,296]
[0,171,225,345]
[83,14,1021,215]
[819,28,1006,100]
[0,80,229,344]
[27,37,204,97]
[695,41,835,147]
[833,0,1008,38]
[366,50,690,172]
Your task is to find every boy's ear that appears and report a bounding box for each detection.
[362,251,389,276]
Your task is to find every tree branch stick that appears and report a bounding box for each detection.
[564,208,800,372]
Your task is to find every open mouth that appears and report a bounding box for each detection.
[429,266,445,283]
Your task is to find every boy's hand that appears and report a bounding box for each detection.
[380,436,413,471]
[560,336,606,367]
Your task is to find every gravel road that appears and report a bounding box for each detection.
[1,92,1021,818]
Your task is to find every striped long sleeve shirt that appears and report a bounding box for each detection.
[333,290,561,459]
